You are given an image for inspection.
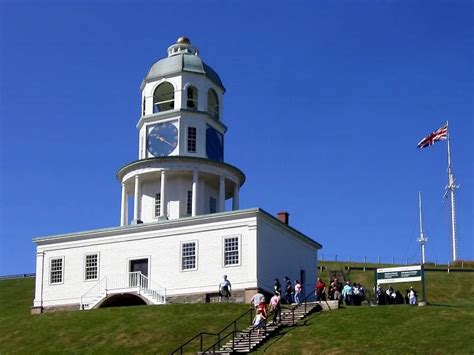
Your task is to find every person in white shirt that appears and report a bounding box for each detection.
[408,287,417,305]
[219,275,232,301]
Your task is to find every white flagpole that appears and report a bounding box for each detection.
[445,121,458,262]
[417,191,427,264]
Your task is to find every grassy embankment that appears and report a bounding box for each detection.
[0,262,473,354]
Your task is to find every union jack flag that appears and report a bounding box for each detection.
[417,124,448,149]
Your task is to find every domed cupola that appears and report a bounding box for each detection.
[141,37,225,92]
[118,37,245,224]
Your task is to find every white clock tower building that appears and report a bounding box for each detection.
[32,38,321,313]
[118,37,244,224]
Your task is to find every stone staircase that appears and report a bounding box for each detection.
[209,301,326,354]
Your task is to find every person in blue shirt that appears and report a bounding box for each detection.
[342,281,353,305]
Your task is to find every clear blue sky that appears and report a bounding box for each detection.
[0,1,472,275]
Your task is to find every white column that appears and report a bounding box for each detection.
[160,170,167,218]
[192,170,198,216]
[33,251,45,308]
[219,176,225,212]
[121,183,128,226]
[232,184,240,211]
[133,175,141,222]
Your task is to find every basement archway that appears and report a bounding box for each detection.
[98,293,148,308]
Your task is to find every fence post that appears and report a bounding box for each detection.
[392,257,395,265]
[335,254,338,262]
[462,261,464,269]
[447,262,450,274]
[378,256,381,264]
[322,253,324,261]
[435,260,437,267]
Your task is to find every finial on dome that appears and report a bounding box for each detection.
[167,36,198,57]
[177,36,191,45]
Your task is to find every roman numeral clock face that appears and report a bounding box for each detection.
[147,122,178,157]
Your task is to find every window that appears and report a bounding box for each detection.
[142,96,146,116]
[153,82,174,113]
[187,127,197,153]
[187,190,192,215]
[224,237,239,266]
[209,197,217,214]
[187,86,198,110]
[155,193,161,217]
[207,89,219,120]
[181,242,197,270]
[50,257,64,284]
[85,254,98,280]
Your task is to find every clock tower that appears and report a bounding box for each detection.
[117,37,245,224]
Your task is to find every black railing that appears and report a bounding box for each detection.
[170,307,254,354]
[201,292,318,354]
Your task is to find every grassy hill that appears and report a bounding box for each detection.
[0,263,473,354]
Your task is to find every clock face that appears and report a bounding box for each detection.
[147,122,178,157]
[206,125,224,162]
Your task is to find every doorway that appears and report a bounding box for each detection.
[129,258,149,287]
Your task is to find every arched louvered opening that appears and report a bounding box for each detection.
[153,82,175,113]
[207,88,219,120]
[187,86,198,110]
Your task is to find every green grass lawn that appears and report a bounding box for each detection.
[1,265,473,354]
[0,278,248,354]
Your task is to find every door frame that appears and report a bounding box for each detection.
[127,256,151,278]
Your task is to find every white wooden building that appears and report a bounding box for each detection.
[32,37,322,313]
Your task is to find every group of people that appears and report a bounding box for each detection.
[315,278,367,306]
[376,285,418,305]
[248,276,305,334]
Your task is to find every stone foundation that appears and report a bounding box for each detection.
[32,303,80,314]
[167,289,246,304]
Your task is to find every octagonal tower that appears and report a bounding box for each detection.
[117,37,245,224]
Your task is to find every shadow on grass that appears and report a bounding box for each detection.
[259,319,314,353]
[428,303,462,308]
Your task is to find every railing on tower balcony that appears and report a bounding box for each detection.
[80,272,166,310]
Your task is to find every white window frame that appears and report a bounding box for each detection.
[223,235,241,267]
[180,240,198,272]
[154,193,161,218]
[186,190,192,215]
[84,253,100,282]
[49,256,65,285]
[187,126,197,153]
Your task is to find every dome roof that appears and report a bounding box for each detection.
[142,38,225,91]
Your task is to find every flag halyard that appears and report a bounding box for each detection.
[417,124,448,149]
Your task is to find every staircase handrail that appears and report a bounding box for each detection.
[80,276,106,310]
[138,273,167,304]
[170,307,254,354]
[201,291,317,354]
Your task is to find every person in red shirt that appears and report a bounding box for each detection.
[315,277,327,301]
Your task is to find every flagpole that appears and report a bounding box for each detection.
[417,191,427,264]
[445,121,458,262]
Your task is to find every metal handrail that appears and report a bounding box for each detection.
[170,308,254,354]
[201,292,319,354]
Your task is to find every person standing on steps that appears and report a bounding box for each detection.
[273,278,281,296]
[250,291,265,309]
[218,275,232,302]
[269,292,281,325]
[294,280,302,305]
[253,308,267,337]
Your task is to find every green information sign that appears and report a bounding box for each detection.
[376,265,422,284]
